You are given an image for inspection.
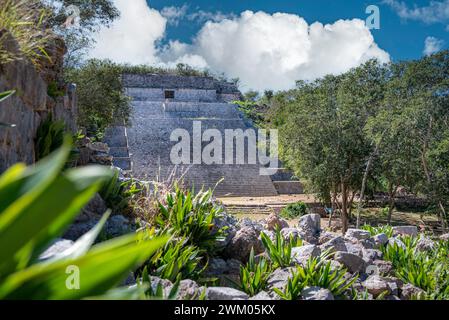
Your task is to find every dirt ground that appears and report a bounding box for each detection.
[218,194,442,233]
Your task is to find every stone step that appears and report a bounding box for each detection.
[109,147,130,158]
[112,157,132,171]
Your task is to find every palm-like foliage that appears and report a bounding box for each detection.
[239,248,272,296]
[0,142,167,299]
[274,254,357,300]
[260,227,302,269]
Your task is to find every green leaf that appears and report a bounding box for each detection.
[0,90,15,103]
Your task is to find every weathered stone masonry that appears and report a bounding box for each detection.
[108,73,302,197]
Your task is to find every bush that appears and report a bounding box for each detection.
[239,248,272,296]
[274,254,358,300]
[0,0,52,68]
[100,168,141,214]
[280,202,308,219]
[64,59,131,138]
[0,141,167,299]
[35,114,65,161]
[380,235,449,299]
[155,185,226,254]
[260,228,302,269]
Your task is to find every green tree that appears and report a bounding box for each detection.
[65,59,131,138]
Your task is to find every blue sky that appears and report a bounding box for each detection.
[90,1,448,91]
[149,0,448,61]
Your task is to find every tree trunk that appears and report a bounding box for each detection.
[356,146,380,229]
[387,184,398,225]
[341,181,349,234]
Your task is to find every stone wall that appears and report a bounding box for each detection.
[0,32,77,173]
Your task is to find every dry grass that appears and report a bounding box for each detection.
[0,0,53,68]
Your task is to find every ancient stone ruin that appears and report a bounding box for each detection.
[105,74,302,197]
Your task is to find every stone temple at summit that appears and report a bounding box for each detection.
[104,73,302,197]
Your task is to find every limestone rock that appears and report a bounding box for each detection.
[400,283,426,300]
[105,215,135,238]
[265,213,289,231]
[372,260,394,276]
[440,233,449,241]
[372,233,389,247]
[267,268,295,292]
[206,287,249,300]
[392,226,418,237]
[362,275,392,298]
[334,251,366,274]
[291,245,321,266]
[416,236,436,252]
[225,226,264,262]
[387,237,406,250]
[298,214,321,236]
[320,236,348,253]
[177,280,203,300]
[249,291,274,300]
[319,231,338,244]
[345,229,371,241]
[362,249,383,264]
[301,287,334,300]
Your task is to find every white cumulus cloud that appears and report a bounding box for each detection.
[384,0,449,27]
[90,3,390,91]
[89,0,166,65]
[424,36,445,55]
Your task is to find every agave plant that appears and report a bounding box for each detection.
[156,185,226,254]
[0,140,167,299]
[361,224,394,238]
[260,227,302,269]
[274,254,357,300]
[239,247,272,296]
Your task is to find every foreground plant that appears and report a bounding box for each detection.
[260,228,302,269]
[275,255,357,300]
[361,224,394,238]
[0,142,166,299]
[239,248,272,296]
[156,185,226,254]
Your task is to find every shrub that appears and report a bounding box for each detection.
[380,235,449,299]
[239,248,272,296]
[361,224,394,238]
[64,59,132,138]
[280,201,308,219]
[143,237,205,283]
[260,227,302,269]
[0,0,52,68]
[274,254,358,300]
[100,168,141,214]
[35,114,65,161]
[0,141,167,299]
[155,185,226,254]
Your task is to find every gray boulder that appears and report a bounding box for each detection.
[267,268,295,292]
[345,242,364,257]
[177,280,203,300]
[440,233,449,241]
[362,275,393,298]
[291,245,321,265]
[372,260,394,276]
[105,215,135,238]
[205,258,228,276]
[249,291,275,300]
[334,252,366,274]
[372,233,389,247]
[387,237,406,249]
[265,213,289,231]
[416,236,436,252]
[400,283,426,300]
[392,226,418,237]
[320,236,348,253]
[319,231,338,244]
[362,249,383,264]
[225,226,264,262]
[298,214,321,236]
[345,229,371,241]
[213,210,239,248]
[206,287,249,300]
[301,287,334,300]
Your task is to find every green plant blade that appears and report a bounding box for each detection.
[0,235,167,300]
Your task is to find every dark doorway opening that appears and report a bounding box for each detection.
[165,90,175,99]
